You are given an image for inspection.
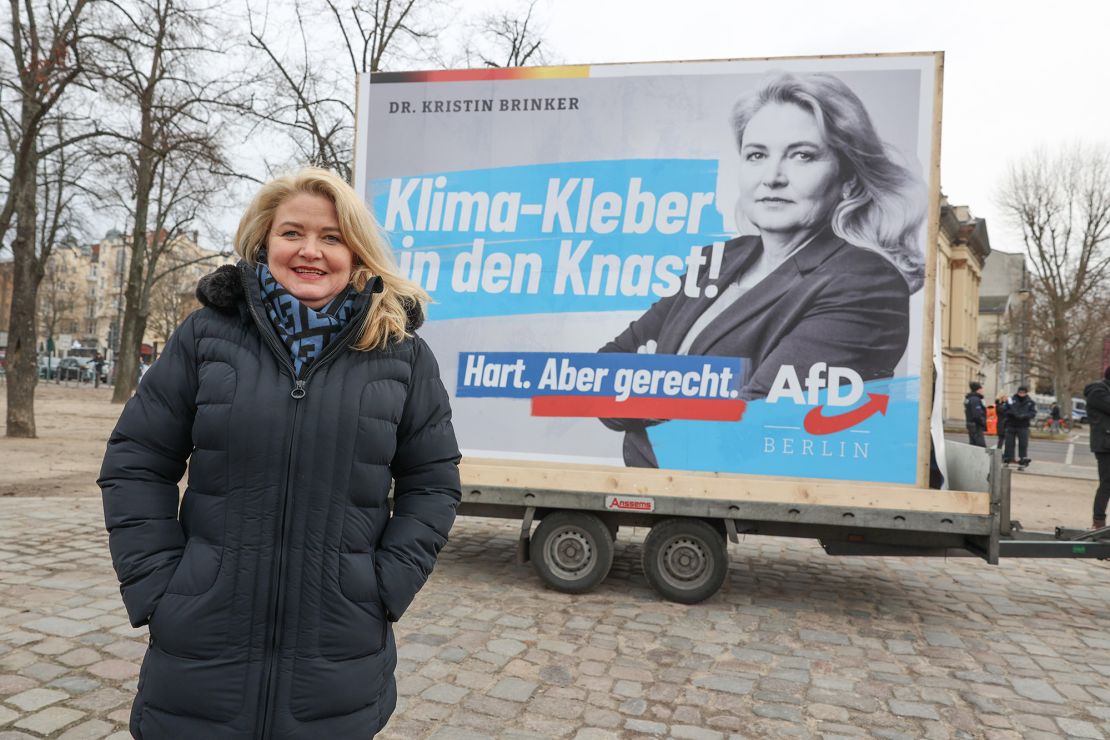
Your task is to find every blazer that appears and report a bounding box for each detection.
[600,228,911,467]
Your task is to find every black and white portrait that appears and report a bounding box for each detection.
[599,71,928,467]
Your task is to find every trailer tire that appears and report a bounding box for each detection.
[530,512,615,594]
[642,518,728,604]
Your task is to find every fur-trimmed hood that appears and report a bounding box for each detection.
[195,262,424,332]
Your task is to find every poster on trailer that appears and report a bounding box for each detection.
[355,53,941,485]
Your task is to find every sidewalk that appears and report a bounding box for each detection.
[1016,460,1099,481]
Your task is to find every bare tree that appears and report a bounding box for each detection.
[464,0,550,68]
[0,0,100,436]
[91,0,237,402]
[998,144,1110,416]
[147,240,221,348]
[245,0,446,179]
[1017,286,1110,399]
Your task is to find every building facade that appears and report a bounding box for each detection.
[0,232,225,364]
[936,198,991,421]
[977,250,1030,401]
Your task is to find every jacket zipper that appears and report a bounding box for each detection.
[245,281,373,740]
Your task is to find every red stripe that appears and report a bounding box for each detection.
[531,396,746,421]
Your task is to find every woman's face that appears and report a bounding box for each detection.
[266,192,354,309]
[737,102,843,236]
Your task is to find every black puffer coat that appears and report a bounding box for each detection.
[99,263,461,739]
[1086,379,1110,453]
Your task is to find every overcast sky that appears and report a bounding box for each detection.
[533,0,1110,254]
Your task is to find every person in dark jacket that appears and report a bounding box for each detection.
[994,393,1010,449]
[1004,386,1037,466]
[964,381,987,447]
[1084,367,1110,529]
[600,72,925,467]
[99,168,461,740]
[1050,403,1062,433]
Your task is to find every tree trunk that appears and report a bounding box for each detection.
[5,151,41,437]
[110,92,157,403]
[110,211,150,403]
[1052,306,1072,418]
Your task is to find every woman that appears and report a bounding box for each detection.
[99,168,461,739]
[601,72,926,467]
[995,393,1010,449]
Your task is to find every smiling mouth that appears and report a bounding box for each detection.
[293,267,327,276]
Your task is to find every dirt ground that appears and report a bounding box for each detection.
[0,381,1099,532]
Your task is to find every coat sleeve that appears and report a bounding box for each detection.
[378,337,462,622]
[741,268,910,398]
[1085,383,1110,416]
[98,315,199,627]
[972,398,987,427]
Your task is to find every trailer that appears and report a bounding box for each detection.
[454,443,1110,604]
[356,55,1108,604]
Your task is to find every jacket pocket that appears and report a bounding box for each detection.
[148,542,230,660]
[318,551,389,661]
[163,540,223,596]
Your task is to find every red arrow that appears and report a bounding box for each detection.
[803,393,889,435]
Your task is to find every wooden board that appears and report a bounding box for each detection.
[461,457,990,516]
[916,50,946,489]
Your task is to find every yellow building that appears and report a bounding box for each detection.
[37,240,93,355]
[92,231,226,360]
[3,231,227,363]
[936,198,991,421]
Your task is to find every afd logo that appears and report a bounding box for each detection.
[766,363,889,435]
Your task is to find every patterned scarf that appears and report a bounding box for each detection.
[256,260,357,376]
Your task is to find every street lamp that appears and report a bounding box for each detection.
[1016,287,1032,390]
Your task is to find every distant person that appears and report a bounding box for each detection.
[963,381,987,447]
[136,355,150,384]
[1050,402,1061,433]
[1004,386,1036,468]
[93,352,104,389]
[994,393,1010,449]
[1084,367,1110,530]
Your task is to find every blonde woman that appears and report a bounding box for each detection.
[99,168,461,739]
[601,72,926,467]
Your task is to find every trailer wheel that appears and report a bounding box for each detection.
[642,518,728,604]
[530,512,615,594]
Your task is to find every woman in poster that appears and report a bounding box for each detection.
[601,71,927,467]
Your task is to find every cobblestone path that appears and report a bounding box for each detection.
[1,497,1109,739]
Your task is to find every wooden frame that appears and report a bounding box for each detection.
[461,458,990,517]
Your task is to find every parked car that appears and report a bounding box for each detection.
[54,357,94,382]
[37,355,55,379]
[1072,397,1088,424]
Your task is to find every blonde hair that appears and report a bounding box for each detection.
[234,167,428,350]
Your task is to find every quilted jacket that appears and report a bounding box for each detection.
[99,263,461,739]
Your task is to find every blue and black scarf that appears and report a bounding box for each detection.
[256,260,357,376]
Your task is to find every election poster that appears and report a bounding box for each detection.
[354,53,941,486]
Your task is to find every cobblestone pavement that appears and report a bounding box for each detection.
[1,497,1109,739]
